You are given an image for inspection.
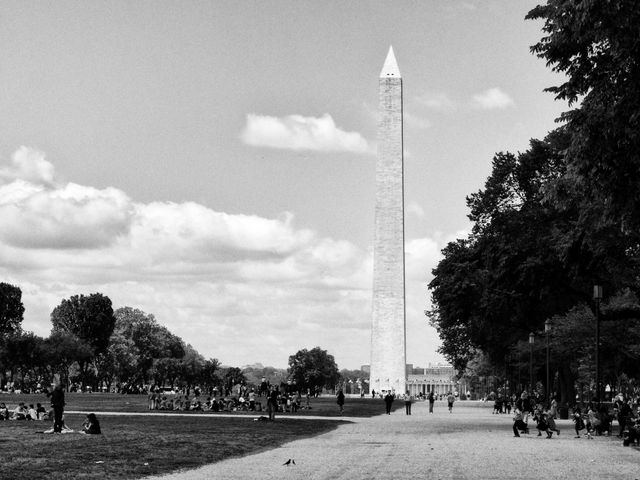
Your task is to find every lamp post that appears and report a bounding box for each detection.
[545,319,551,403]
[529,332,535,394]
[593,285,603,403]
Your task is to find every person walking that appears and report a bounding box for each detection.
[336,389,345,414]
[447,392,455,413]
[404,392,413,415]
[573,405,586,438]
[428,391,435,414]
[384,391,394,414]
[49,383,65,433]
[267,386,279,421]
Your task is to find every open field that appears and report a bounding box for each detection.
[0,393,402,479]
[1,413,342,479]
[0,392,396,417]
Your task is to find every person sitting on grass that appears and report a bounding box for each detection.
[0,403,9,420]
[36,403,47,420]
[11,402,28,420]
[27,404,38,420]
[81,413,101,434]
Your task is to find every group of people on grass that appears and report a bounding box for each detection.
[147,384,313,416]
[0,401,48,421]
[1,383,101,435]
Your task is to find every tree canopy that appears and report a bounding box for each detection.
[0,283,25,337]
[428,1,640,400]
[50,293,116,356]
[288,347,339,392]
[527,0,640,285]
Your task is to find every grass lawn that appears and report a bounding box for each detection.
[0,393,400,479]
[0,392,394,417]
[1,414,342,479]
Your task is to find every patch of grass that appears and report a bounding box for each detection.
[0,393,398,417]
[0,394,401,479]
[1,414,343,479]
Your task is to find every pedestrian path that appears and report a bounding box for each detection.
[141,401,640,480]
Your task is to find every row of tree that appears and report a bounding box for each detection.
[0,283,354,395]
[427,0,640,405]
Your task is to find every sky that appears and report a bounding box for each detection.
[0,0,567,370]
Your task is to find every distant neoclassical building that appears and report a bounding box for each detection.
[405,363,459,397]
[362,362,459,396]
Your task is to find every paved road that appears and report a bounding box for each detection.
[143,401,639,480]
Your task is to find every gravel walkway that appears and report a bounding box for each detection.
[142,401,639,480]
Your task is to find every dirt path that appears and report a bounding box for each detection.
[140,401,640,480]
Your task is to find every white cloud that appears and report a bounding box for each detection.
[240,113,373,154]
[415,92,456,112]
[472,88,515,109]
[0,147,457,369]
[0,148,133,249]
[0,146,55,185]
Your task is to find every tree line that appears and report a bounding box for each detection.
[427,1,640,405]
[0,282,356,395]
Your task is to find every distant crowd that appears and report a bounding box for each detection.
[146,381,319,415]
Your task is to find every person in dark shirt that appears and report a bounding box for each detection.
[81,413,101,434]
[48,383,65,433]
[384,391,394,414]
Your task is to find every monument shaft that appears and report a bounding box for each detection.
[370,47,406,395]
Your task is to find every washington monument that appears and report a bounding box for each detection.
[370,46,406,395]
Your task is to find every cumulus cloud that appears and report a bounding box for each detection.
[0,147,455,369]
[240,113,373,154]
[472,88,515,109]
[0,146,55,185]
[0,148,133,249]
[415,92,456,112]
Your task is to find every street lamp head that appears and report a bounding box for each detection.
[529,332,535,344]
[593,285,603,300]
[545,319,551,333]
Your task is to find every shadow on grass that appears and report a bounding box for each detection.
[0,395,405,479]
[1,415,345,479]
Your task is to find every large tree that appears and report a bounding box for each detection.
[428,135,592,370]
[527,0,640,287]
[112,307,185,384]
[0,282,25,337]
[287,347,339,393]
[50,293,116,356]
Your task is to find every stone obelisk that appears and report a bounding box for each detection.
[370,46,406,395]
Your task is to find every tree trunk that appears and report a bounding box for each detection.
[558,363,575,406]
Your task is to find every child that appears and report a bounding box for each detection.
[512,408,529,437]
[534,407,551,438]
[81,413,101,434]
[573,406,586,438]
[545,407,560,437]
